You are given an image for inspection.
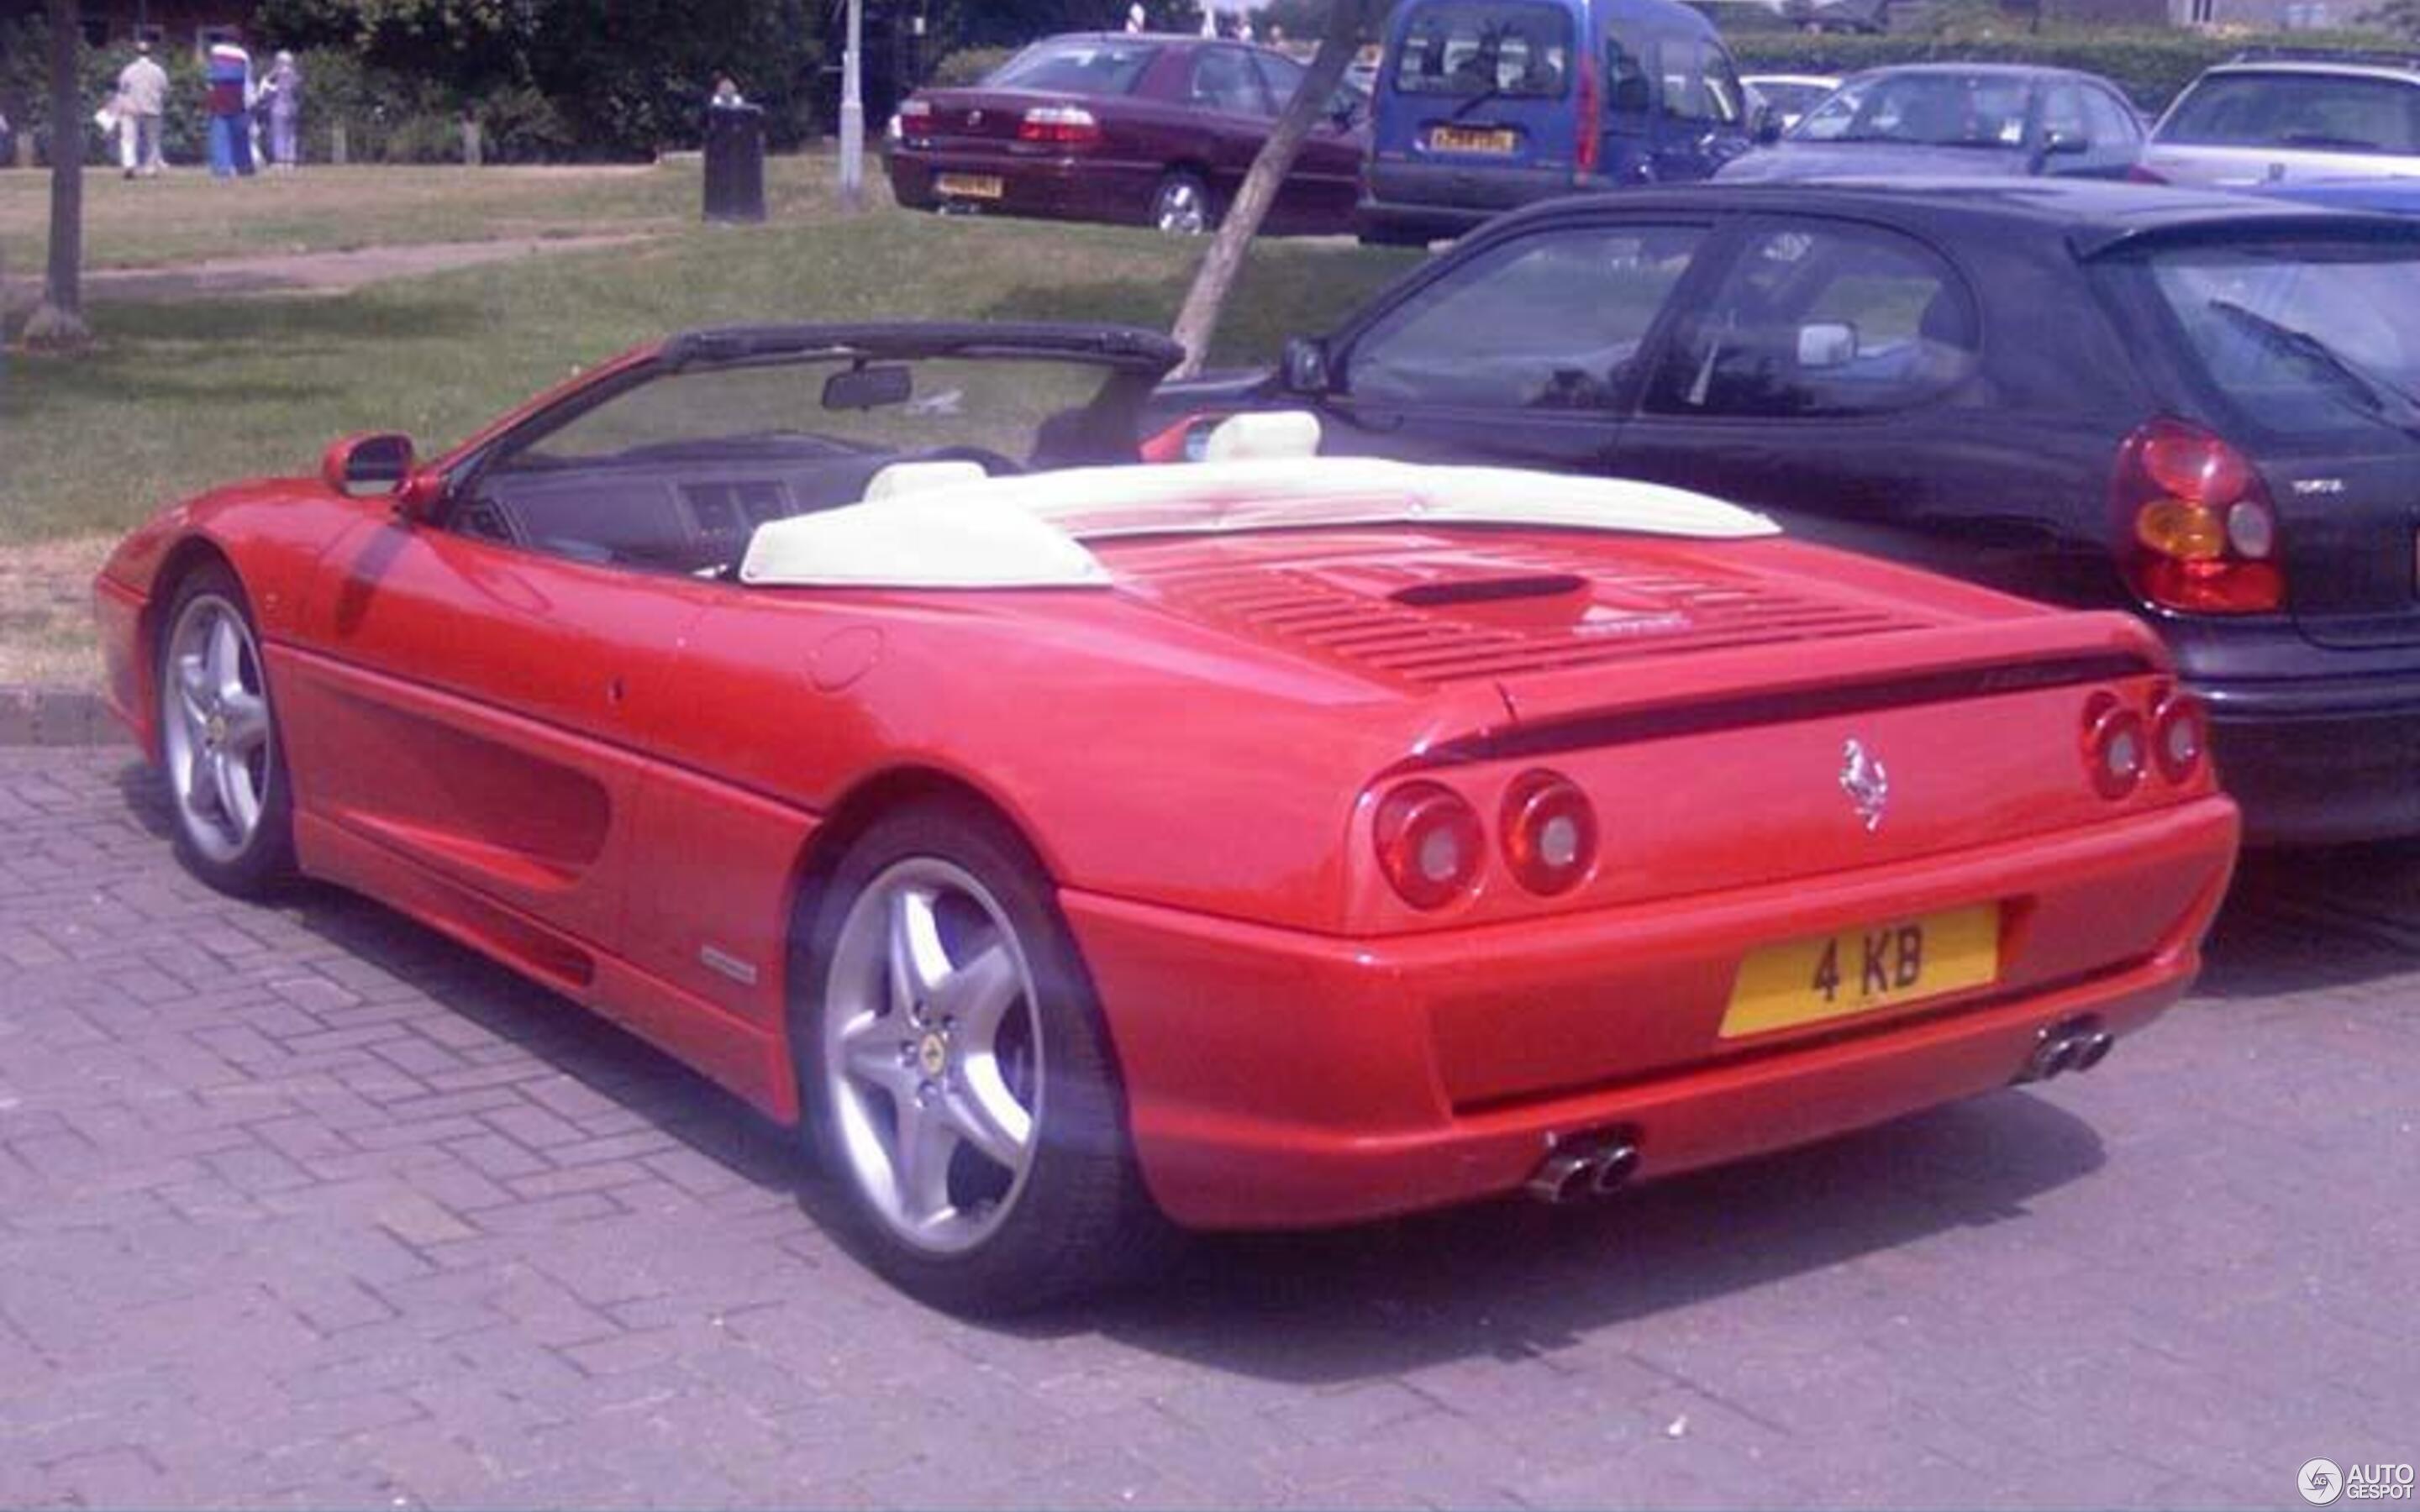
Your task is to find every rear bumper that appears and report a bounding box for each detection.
[2195,668,2420,843]
[1066,797,2237,1230]
[885,146,1155,223]
[1358,158,1583,239]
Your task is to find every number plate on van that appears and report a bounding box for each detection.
[1428,125,1518,155]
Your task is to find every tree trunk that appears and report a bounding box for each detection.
[1166,0,1368,377]
[23,0,92,352]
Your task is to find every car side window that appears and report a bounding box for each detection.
[1606,32,1653,120]
[1344,224,1707,410]
[2039,84,2089,146]
[1191,47,1271,115]
[2082,86,2141,150]
[1644,224,1979,419]
[1654,39,1743,127]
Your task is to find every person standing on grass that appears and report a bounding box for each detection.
[260,50,302,171]
[205,37,256,178]
[114,40,169,178]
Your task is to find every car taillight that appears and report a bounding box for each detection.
[2081,690,2148,800]
[1018,104,1101,147]
[2125,162,2168,184]
[899,97,932,121]
[1500,770,1597,895]
[1573,53,1601,177]
[1375,782,1484,910]
[2115,417,2284,614]
[2150,686,2210,785]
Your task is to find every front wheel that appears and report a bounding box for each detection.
[157,563,295,897]
[799,802,1167,1312]
[1150,170,1213,236]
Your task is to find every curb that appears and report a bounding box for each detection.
[0,686,122,747]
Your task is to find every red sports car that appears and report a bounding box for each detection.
[94,323,2238,1313]
[886,32,1366,234]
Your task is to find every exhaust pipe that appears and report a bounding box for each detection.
[2020,1017,2115,1084]
[1526,1131,1641,1205]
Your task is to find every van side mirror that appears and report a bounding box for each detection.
[1754,108,1785,145]
[1282,336,1332,394]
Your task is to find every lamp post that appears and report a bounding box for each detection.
[838,0,865,212]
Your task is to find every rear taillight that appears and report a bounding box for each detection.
[1018,104,1102,147]
[2150,687,2210,785]
[1501,770,1597,895]
[1573,52,1601,177]
[2124,162,2168,185]
[2115,417,2284,615]
[1375,782,1484,910]
[899,97,932,121]
[2081,690,2148,800]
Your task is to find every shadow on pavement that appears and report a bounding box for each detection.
[2191,841,2420,1000]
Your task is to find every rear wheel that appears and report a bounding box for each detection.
[1150,170,1213,235]
[157,564,294,897]
[798,801,1166,1313]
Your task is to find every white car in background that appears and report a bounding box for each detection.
[2138,53,2420,186]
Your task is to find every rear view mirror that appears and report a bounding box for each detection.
[1282,336,1331,394]
[322,432,415,497]
[823,364,913,411]
[1797,322,1858,370]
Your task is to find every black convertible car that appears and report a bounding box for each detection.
[1154,179,2420,843]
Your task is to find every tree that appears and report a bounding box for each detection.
[1166,0,1375,375]
[20,0,88,352]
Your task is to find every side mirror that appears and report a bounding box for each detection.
[2030,129,2089,173]
[1282,335,1331,394]
[1797,321,1859,370]
[323,432,415,498]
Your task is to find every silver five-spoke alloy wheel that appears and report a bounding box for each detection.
[161,591,275,865]
[821,857,1044,1255]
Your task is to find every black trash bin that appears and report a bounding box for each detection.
[702,102,766,223]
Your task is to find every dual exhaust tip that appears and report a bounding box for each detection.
[1525,1130,1641,1205]
[2021,1016,2116,1084]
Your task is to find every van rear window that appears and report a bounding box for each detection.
[1392,1,1574,99]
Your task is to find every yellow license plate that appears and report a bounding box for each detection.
[936,173,1003,200]
[1722,905,2001,1040]
[1429,125,1517,154]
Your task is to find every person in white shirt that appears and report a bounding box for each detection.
[1126,3,1146,32]
[113,40,170,178]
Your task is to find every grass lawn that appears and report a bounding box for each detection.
[0,154,1424,684]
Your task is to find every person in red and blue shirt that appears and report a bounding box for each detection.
[205,39,255,178]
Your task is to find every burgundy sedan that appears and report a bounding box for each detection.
[886,33,1366,235]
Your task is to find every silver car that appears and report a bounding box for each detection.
[2139,55,2420,186]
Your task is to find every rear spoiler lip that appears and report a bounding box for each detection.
[1392,614,2170,771]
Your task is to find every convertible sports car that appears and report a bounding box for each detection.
[95,323,2238,1312]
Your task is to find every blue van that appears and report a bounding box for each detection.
[1359,0,1754,244]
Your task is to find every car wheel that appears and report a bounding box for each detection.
[800,801,1167,1313]
[1150,170,1213,236]
[157,563,295,896]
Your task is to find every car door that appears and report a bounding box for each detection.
[1183,45,1282,202]
[1311,217,1717,470]
[1607,214,2104,596]
[282,509,708,953]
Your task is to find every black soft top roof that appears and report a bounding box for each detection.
[662,322,1186,375]
[1483,178,2420,260]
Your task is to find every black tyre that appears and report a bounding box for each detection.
[156,563,295,897]
[797,800,1169,1313]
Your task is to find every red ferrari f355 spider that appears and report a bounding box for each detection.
[94,323,2238,1311]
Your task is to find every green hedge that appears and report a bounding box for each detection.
[1724,26,2414,110]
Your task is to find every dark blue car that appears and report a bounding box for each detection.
[1160,181,2420,843]
[1358,0,1752,245]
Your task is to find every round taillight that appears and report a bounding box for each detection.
[1374,782,1484,910]
[2225,499,2275,559]
[1500,770,1597,896]
[2135,499,2226,562]
[2140,428,2251,505]
[2081,692,2148,800]
[2153,692,2208,785]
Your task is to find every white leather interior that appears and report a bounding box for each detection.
[1202,410,1322,462]
[861,459,990,501]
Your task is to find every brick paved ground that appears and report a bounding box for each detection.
[1,744,2413,1509]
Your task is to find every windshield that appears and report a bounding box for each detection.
[1791,71,2036,149]
[986,39,1159,95]
[1391,1,1574,99]
[2137,239,2420,438]
[2156,71,2420,155]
